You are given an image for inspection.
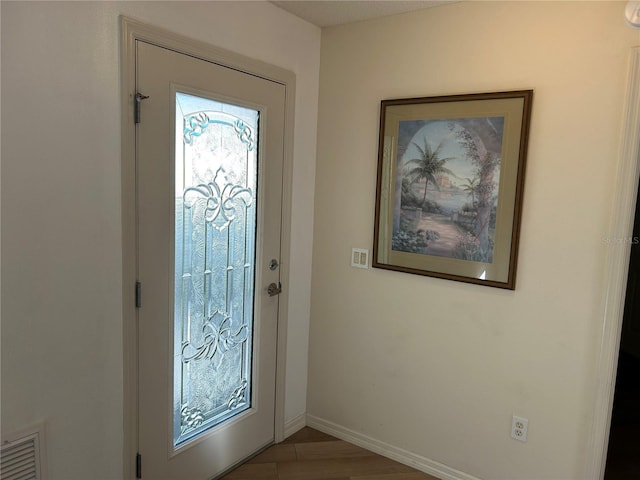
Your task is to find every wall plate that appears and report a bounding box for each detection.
[351,248,369,269]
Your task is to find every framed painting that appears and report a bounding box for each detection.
[372,90,533,289]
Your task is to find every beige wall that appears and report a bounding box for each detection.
[1,2,319,479]
[309,2,640,479]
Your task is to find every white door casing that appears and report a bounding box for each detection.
[587,46,640,480]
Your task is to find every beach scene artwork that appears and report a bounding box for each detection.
[392,117,505,263]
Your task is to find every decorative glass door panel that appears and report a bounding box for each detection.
[173,92,259,447]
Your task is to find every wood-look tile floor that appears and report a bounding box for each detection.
[220,427,440,480]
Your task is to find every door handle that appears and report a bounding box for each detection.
[267,282,282,297]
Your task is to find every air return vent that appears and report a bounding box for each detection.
[1,424,46,480]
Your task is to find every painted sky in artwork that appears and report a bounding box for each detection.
[399,118,504,188]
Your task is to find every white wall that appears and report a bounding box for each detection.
[309,2,640,479]
[0,2,319,479]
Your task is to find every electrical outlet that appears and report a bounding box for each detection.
[511,415,528,442]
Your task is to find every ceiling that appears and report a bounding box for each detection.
[270,1,454,28]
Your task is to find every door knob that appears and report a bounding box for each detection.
[267,282,282,296]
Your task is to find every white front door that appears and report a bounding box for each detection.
[136,40,285,479]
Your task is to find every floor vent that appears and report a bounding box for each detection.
[1,425,46,480]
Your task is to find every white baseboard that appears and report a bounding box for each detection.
[284,412,307,439]
[306,414,481,480]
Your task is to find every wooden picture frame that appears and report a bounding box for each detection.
[373,90,533,289]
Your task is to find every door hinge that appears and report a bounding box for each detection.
[136,452,142,478]
[134,93,149,124]
[135,281,142,308]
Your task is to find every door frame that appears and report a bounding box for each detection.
[586,46,640,480]
[120,16,296,480]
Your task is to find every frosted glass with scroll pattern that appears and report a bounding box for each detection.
[173,92,258,447]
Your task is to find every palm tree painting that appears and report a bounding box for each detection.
[392,117,504,263]
[404,138,457,207]
[461,177,479,205]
